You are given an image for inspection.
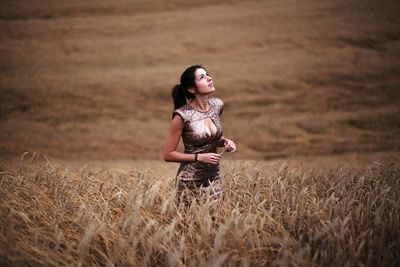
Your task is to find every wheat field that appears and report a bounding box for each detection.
[1,153,399,266]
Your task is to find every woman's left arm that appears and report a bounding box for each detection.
[218,136,236,152]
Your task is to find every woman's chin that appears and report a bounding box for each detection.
[201,88,215,95]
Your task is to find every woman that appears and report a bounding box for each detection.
[163,65,236,204]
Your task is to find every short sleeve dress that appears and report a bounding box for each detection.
[173,97,224,199]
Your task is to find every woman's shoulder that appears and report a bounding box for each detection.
[210,97,224,115]
[172,104,193,122]
[209,97,224,107]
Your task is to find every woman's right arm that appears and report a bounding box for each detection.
[163,115,221,164]
[163,115,195,162]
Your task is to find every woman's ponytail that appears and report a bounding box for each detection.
[171,84,187,110]
[171,64,203,113]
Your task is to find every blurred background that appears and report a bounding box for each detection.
[0,0,399,164]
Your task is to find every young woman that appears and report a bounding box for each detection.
[163,65,236,204]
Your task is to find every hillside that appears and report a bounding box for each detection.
[0,0,399,161]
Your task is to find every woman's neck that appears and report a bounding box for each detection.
[190,96,210,112]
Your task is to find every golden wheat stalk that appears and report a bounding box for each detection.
[1,155,399,266]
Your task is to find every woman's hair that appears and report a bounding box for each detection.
[171,64,204,111]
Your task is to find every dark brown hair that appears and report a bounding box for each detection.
[171,64,204,111]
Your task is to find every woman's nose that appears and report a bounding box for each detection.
[207,75,212,81]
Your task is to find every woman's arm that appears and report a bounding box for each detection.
[163,115,195,162]
[218,135,236,152]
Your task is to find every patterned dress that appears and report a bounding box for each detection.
[173,97,224,201]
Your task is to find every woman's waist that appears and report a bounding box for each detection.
[184,146,217,154]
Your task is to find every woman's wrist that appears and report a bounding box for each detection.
[194,153,198,162]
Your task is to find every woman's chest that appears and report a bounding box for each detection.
[184,115,223,143]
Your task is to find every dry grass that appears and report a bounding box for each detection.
[1,153,399,266]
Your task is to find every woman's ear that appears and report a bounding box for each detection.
[188,87,196,94]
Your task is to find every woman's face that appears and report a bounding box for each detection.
[193,68,215,94]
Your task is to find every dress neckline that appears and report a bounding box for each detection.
[187,99,212,113]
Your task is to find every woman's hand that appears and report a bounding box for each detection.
[198,153,221,164]
[224,138,236,152]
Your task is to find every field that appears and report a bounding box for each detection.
[1,153,399,266]
[1,0,400,266]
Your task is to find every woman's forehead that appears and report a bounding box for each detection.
[194,68,207,77]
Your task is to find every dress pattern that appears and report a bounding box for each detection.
[173,97,224,200]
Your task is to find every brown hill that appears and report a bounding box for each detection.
[0,0,399,162]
